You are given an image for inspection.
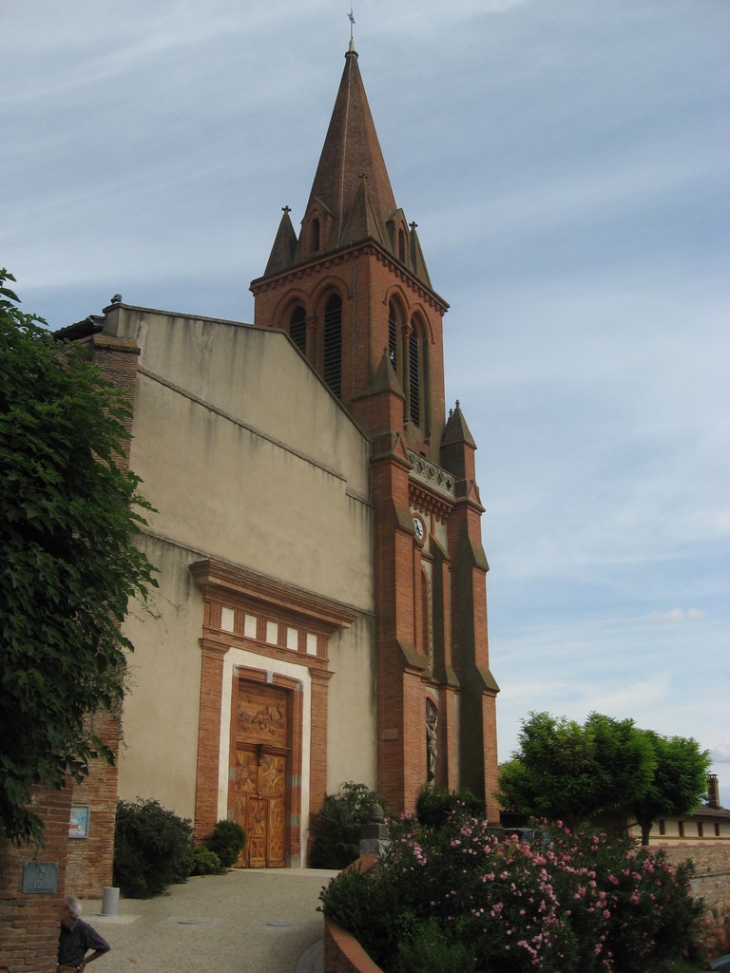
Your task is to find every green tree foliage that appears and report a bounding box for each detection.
[630,730,712,845]
[0,270,156,846]
[497,711,709,841]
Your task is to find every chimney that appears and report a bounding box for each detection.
[707,774,720,809]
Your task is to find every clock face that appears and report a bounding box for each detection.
[413,515,425,542]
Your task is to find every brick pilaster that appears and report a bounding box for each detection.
[193,639,228,841]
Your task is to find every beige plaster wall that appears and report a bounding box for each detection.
[326,614,379,794]
[629,815,730,845]
[118,535,204,819]
[109,306,373,606]
[110,306,378,822]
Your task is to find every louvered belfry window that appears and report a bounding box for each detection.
[388,302,398,370]
[289,305,307,355]
[323,294,342,398]
[409,328,420,426]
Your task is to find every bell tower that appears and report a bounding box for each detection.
[250,42,500,820]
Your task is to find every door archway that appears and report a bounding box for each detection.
[229,680,289,867]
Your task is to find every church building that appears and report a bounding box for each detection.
[64,40,500,887]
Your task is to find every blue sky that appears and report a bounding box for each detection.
[2,1,728,805]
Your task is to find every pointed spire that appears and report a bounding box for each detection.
[339,173,387,248]
[442,400,477,448]
[408,222,432,289]
[255,44,438,293]
[367,346,405,397]
[264,206,298,276]
[305,47,396,249]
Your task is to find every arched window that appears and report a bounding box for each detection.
[409,328,421,427]
[323,294,342,399]
[408,316,429,433]
[289,305,306,355]
[388,301,399,371]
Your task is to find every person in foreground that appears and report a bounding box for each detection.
[58,894,110,973]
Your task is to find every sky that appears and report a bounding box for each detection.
[2,1,729,806]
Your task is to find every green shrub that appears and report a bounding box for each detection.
[415,786,485,830]
[309,781,387,869]
[113,797,194,897]
[393,917,475,973]
[318,862,397,963]
[189,846,225,876]
[209,819,246,868]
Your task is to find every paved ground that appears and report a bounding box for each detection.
[80,868,338,973]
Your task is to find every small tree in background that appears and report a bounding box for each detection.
[630,729,711,844]
[0,270,156,846]
[497,710,709,841]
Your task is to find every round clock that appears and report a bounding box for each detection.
[412,515,425,542]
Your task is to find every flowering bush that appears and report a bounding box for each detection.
[699,907,730,965]
[320,811,705,973]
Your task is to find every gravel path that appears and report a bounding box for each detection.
[80,868,338,973]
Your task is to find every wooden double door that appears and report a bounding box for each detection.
[230,682,289,868]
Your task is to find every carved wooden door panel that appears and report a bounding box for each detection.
[229,682,289,867]
[245,795,269,868]
[260,752,286,867]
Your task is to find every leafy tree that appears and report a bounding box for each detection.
[497,711,709,840]
[629,730,711,845]
[496,710,655,829]
[0,269,156,846]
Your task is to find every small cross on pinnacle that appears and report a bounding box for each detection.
[348,8,356,42]
[410,221,418,231]
[282,205,291,215]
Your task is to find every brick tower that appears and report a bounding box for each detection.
[250,41,500,820]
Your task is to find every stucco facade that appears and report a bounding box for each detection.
[98,307,378,862]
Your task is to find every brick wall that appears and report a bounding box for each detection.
[0,785,74,973]
[663,844,730,915]
[65,711,120,898]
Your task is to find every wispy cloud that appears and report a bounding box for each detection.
[647,608,706,625]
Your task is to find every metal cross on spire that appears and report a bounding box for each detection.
[348,7,355,42]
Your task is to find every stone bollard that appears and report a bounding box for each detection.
[359,804,390,858]
[101,887,119,916]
